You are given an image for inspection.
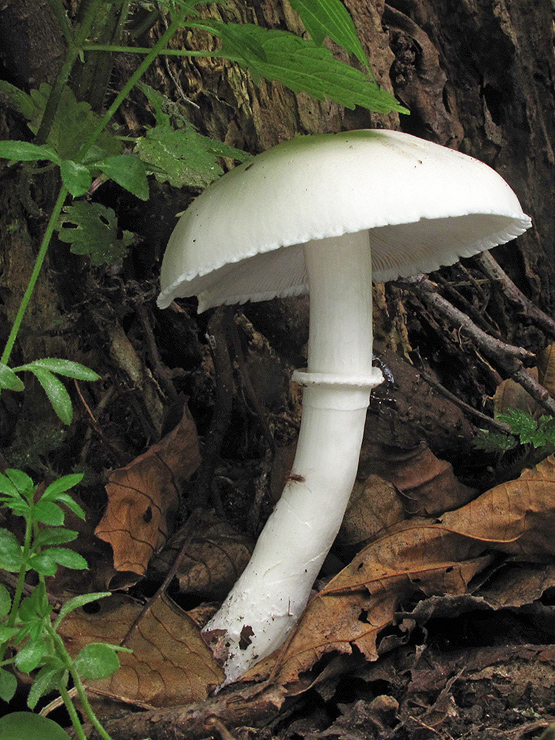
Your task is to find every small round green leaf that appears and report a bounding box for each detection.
[74,642,120,680]
[15,640,46,673]
[0,712,71,740]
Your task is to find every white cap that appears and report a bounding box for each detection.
[157,129,532,312]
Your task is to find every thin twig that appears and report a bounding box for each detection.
[402,275,555,415]
[475,251,555,338]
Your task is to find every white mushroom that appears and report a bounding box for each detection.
[157,129,531,683]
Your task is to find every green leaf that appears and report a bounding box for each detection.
[50,492,85,520]
[41,473,83,501]
[0,670,18,703]
[0,530,23,572]
[27,84,122,161]
[27,664,66,709]
[32,500,65,526]
[497,409,539,445]
[0,471,22,498]
[136,124,251,189]
[0,80,35,119]
[473,429,518,453]
[15,640,46,673]
[0,627,19,643]
[21,358,100,382]
[209,22,407,113]
[0,140,59,164]
[95,154,150,200]
[34,528,78,548]
[42,547,88,570]
[289,0,369,67]
[55,592,111,626]
[5,469,35,499]
[57,201,134,266]
[25,366,73,425]
[0,712,71,740]
[0,363,25,391]
[0,584,12,619]
[74,643,120,680]
[59,160,93,197]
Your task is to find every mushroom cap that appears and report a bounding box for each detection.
[157,129,531,311]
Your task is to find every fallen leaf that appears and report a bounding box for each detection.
[59,592,224,707]
[149,509,253,599]
[95,406,201,580]
[246,456,555,688]
[360,440,476,516]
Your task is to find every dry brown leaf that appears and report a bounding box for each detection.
[362,440,476,516]
[338,475,405,552]
[539,343,555,398]
[149,509,253,600]
[59,592,224,707]
[246,456,555,688]
[95,406,201,579]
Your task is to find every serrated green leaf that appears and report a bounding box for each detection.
[5,468,35,499]
[74,643,120,680]
[59,160,93,197]
[96,154,150,200]
[0,529,23,572]
[289,0,369,67]
[27,84,122,161]
[34,528,78,548]
[0,363,25,391]
[55,592,111,627]
[15,640,46,673]
[57,201,134,266]
[0,584,12,619]
[209,22,407,113]
[497,409,539,445]
[26,366,73,425]
[136,124,250,188]
[32,500,65,526]
[0,140,60,164]
[42,473,83,501]
[52,493,85,520]
[473,429,518,453]
[0,669,18,703]
[42,547,88,570]
[27,664,66,709]
[0,471,22,498]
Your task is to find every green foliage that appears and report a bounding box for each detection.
[205,21,408,113]
[0,359,100,426]
[0,712,72,740]
[57,201,135,266]
[0,469,118,735]
[289,0,369,68]
[474,409,555,455]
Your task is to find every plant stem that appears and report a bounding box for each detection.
[78,8,190,158]
[35,0,105,145]
[46,0,74,46]
[82,43,219,57]
[1,186,68,367]
[58,682,89,740]
[51,629,114,740]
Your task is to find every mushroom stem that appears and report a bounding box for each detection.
[203,233,383,682]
